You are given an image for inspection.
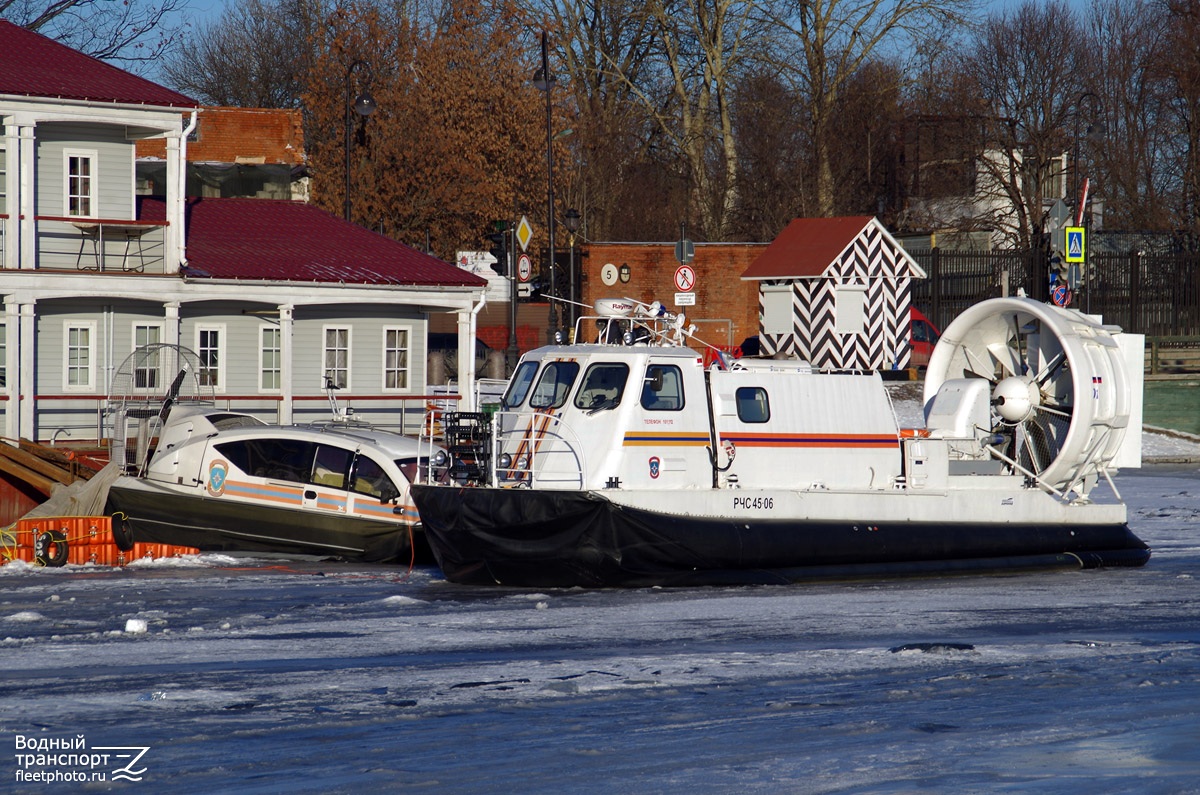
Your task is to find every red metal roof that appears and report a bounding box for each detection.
[0,21,196,108]
[741,216,876,279]
[140,197,487,288]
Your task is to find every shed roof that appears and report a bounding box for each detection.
[139,197,486,288]
[0,21,196,109]
[741,216,922,280]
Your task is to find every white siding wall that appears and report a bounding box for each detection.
[291,306,427,394]
[37,123,133,218]
[36,123,136,270]
[17,298,434,442]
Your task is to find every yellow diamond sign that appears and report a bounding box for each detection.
[516,216,533,252]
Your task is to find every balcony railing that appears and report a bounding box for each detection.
[33,216,169,273]
[16,392,463,448]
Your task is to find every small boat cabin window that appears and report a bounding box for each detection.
[503,360,539,408]
[217,437,317,483]
[641,364,684,411]
[311,444,353,488]
[351,454,400,503]
[529,361,581,409]
[396,458,426,484]
[574,363,629,411]
[735,386,771,423]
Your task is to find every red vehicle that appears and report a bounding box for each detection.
[909,307,940,368]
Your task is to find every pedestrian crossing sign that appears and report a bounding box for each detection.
[1065,226,1085,263]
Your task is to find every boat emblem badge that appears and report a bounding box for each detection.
[207,459,229,497]
[649,456,661,479]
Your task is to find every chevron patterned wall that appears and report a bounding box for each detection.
[757,223,915,370]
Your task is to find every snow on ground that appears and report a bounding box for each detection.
[2,400,1200,793]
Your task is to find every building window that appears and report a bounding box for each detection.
[260,326,281,391]
[761,284,792,335]
[133,323,163,390]
[197,325,224,389]
[324,326,350,389]
[1040,153,1067,201]
[835,286,866,334]
[64,321,96,390]
[65,150,97,217]
[383,327,410,391]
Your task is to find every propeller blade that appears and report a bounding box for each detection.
[1034,351,1067,387]
[1011,314,1028,375]
[963,347,999,381]
[985,340,1022,379]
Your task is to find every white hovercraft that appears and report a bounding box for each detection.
[410,296,1148,587]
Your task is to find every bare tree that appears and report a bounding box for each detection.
[161,0,328,108]
[764,0,969,218]
[565,0,761,240]
[730,67,812,238]
[0,0,186,68]
[303,0,547,257]
[531,0,675,240]
[1163,0,1200,238]
[953,1,1086,249]
[826,59,905,220]
[1080,0,1174,232]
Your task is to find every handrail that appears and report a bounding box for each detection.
[490,409,586,489]
[36,215,168,227]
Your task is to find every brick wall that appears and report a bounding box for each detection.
[137,107,305,165]
[428,302,556,354]
[582,242,767,349]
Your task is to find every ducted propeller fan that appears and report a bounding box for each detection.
[922,297,1136,496]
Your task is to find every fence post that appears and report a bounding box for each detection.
[1129,250,1141,334]
[930,246,941,329]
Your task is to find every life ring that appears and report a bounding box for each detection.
[113,516,136,552]
[34,530,68,567]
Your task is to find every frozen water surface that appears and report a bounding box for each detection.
[3,451,1200,792]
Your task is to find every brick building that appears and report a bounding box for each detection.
[136,107,307,201]
[581,242,767,351]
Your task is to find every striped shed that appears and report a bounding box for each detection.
[741,216,926,371]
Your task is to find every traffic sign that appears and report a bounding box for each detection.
[517,253,533,283]
[675,239,694,264]
[675,292,696,307]
[516,216,533,252]
[1065,227,1085,263]
[1052,284,1072,307]
[674,265,696,292]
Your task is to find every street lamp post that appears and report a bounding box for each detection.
[532,31,557,341]
[344,60,377,222]
[1071,91,1101,226]
[1072,91,1102,311]
[564,207,580,332]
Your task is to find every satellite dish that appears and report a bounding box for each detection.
[594,298,636,317]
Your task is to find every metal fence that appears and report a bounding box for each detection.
[909,248,1200,336]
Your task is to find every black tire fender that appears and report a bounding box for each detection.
[112,516,135,552]
[34,529,68,567]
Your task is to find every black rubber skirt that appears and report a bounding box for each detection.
[410,485,1150,587]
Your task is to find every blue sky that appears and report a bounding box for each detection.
[180,0,229,28]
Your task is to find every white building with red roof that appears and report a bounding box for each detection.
[741,216,926,371]
[0,21,486,448]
